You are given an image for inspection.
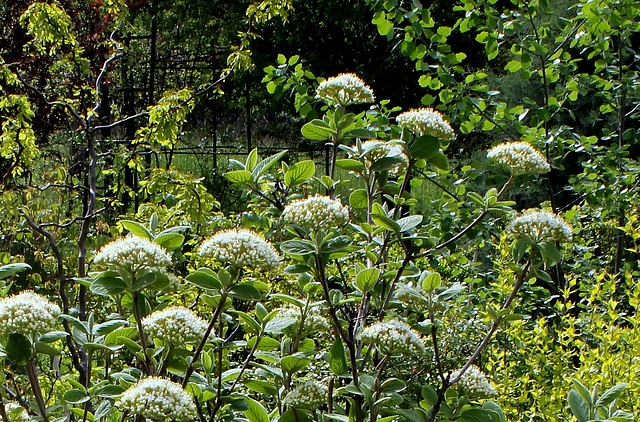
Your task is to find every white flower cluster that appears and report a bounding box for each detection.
[283,381,328,410]
[198,228,281,271]
[116,377,197,421]
[315,73,374,107]
[0,291,60,337]
[508,209,573,244]
[362,140,409,177]
[396,108,455,141]
[276,306,330,335]
[281,195,350,231]
[93,235,171,273]
[452,365,497,399]
[394,282,428,309]
[359,319,426,357]
[142,306,208,345]
[486,141,550,175]
[4,402,29,422]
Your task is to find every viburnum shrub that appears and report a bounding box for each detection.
[3,71,632,422]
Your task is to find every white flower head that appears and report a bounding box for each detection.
[0,291,60,337]
[361,140,409,177]
[359,319,426,357]
[508,209,573,244]
[198,228,281,271]
[4,402,29,422]
[396,108,455,141]
[452,365,497,399]
[93,235,171,273]
[116,377,197,421]
[142,306,208,345]
[315,73,374,107]
[487,141,550,175]
[281,195,350,231]
[283,381,328,410]
[276,306,330,336]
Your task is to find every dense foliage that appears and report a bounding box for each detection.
[0,1,639,422]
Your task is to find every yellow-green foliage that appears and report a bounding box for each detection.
[488,272,640,421]
[20,1,78,54]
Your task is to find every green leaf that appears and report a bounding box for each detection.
[343,128,375,139]
[243,380,278,396]
[540,241,562,265]
[370,157,404,172]
[329,337,348,375]
[63,389,90,404]
[568,389,589,422]
[349,189,368,208]
[243,397,270,422]
[270,293,305,307]
[5,333,32,364]
[246,148,259,172]
[285,160,315,187]
[0,263,31,280]
[459,408,499,422]
[38,331,69,343]
[154,233,184,251]
[252,150,288,179]
[60,314,89,334]
[186,270,221,290]
[224,170,254,185]
[505,60,522,73]
[91,276,128,296]
[422,272,441,292]
[371,213,401,232]
[94,400,113,420]
[427,152,449,170]
[596,383,628,408]
[336,159,365,173]
[281,240,316,256]
[410,135,440,159]
[35,341,61,356]
[321,235,353,254]
[233,311,262,334]
[355,268,381,293]
[264,317,297,335]
[301,119,336,141]
[94,320,128,336]
[120,220,153,239]
[96,385,125,398]
[397,215,423,232]
[229,284,261,301]
[280,355,310,373]
[280,409,311,422]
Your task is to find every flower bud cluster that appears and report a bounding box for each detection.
[362,140,408,177]
[452,365,497,399]
[508,209,573,244]
[315,73,374,107]
[283,381,328,410]
[359,319,426,357]
[276,306,330,336]
[198,228,281,271]
[281,195,350,231]
[396,108,455,141]
[116,377,197,421]
[0,291,60,337]
[486,141,550,175]
[4,402,29,422]
[142,306,208,345]
[93,235,171,273]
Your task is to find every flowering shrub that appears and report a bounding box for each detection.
[281,195,350,231]
[486,141,550,176]
[142,306,209,345]
[7,66,632,422]
[116,377,197,421]
[198,228,281,270]
[0,291,60,337]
